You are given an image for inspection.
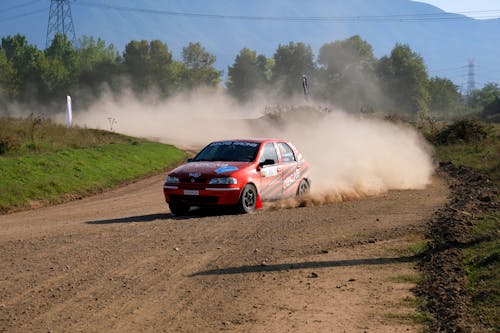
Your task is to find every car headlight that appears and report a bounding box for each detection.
[166,175,180,183]
[209,177,238,185]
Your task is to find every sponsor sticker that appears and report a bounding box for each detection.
[283,168,301,189]
[261,167,278,177]
[211,141,258,147]
[215,166,239,174]
[233,142,258,147]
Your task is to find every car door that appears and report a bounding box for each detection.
[277,142,301,197]
[258,142,282,200]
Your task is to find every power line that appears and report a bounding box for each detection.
[0,7,47,23]
[429,65,469,74]
[0,0,41,13]
[74,2,500,22]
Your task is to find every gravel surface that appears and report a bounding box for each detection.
[0,173,449,332]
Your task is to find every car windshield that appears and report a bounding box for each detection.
[193,141,260,162]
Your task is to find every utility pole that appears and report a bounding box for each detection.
[466,59,475,99]
[46,0,77,48]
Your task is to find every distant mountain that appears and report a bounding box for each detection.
[2,0,499,88]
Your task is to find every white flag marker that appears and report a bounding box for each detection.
[65,95,72,128]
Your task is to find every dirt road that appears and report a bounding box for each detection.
[0,173,448,332]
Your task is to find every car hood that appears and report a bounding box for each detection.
[170,161,252,177]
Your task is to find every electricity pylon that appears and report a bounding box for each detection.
[46,0,77,48]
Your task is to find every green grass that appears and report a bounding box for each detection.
[433,121,499,331]
[389,273,422,284]
[401,296,426,308]
[0,116,186,212]
[0,141,185,212]
[384,295,432,332]
[0,116,141,156]
[462,212,500,331]
[387,239,428,257]
[434,123,500,185]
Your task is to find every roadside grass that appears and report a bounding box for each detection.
[387,238,428,257]
[434,123,500,184]
[389,273,422,284]
[386,258,429,330]
[0,116,186,213]
[401,295,426,308]
[433,121,499,331]
[0,116,138,155]
[383,274,432,332]
[462,212,500,331]
[385,237,431,331]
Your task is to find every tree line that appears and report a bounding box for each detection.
[1,33,498,120]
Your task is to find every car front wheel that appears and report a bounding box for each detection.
[237,184,257,213]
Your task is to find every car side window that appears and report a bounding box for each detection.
[260,143,279,164]
[277,142,296,163]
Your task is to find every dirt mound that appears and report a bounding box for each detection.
[417,162,499,332]
[260,104,329,126]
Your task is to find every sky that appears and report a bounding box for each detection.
[416,0,500,19]
[0,0,498,87]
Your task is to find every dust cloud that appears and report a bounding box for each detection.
[73,88,435,205]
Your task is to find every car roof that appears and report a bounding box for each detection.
[212,138,286,144]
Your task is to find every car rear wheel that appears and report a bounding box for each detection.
[237,184,257,213]
[297,179,310,197]
[169,202,190,215]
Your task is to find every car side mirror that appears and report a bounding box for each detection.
[187,158,193,162]
[258,159,275,169]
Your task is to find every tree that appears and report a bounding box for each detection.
[149,40,177,93]
[76,36,122,94]
[0,49,16,98]
[77,36,120,74]
[123,40,153,91]
[469,83,500,109]
[272,42,315,96]
[428,77,463,117]
[123,39,177,94]
[318,35,375,74]
[45,34,77,69]
[37,56,71,98]
[44,33,78,96]
[482,96,500,122]
[317,36,377,110]
[377,43,429,117]
[227,48,270,101]
[181,42,220,88]
[1,34,42,99]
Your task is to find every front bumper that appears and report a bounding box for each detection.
[163,185,242,206]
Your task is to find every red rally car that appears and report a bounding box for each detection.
[163,139,310,215]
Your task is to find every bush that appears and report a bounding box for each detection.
[434,119,491,145]
[482,97,500,123]
[0,135,19,154]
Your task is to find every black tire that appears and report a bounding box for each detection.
[237,184,257,213]
[169,202,190,215]
[296,179,310,197]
